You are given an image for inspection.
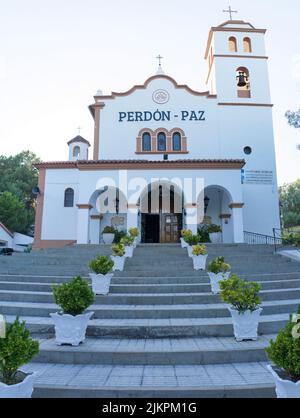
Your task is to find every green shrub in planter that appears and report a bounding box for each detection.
[197,226,211,243]
[102,226,116,234]
[89,256,114,275]
[129,228,139,238]
[192,245,207,256]
[120,235,135,247]
[219,274,262,314]
[185,234,200,246]
[208,257,231,274]
[52,276,95,316]
[266,305,300,382]
[113,230,127,244]
[208,224,222,233]
[112,243,126,257]
[181,229,192,238]
[0,318,39,385]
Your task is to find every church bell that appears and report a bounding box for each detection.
[237,71,247,87]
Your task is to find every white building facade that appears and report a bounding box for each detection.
[33,20,280,248]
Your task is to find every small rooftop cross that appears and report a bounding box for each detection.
[156,55,164,67]
[223,6,238,20]
[77,126,83,135]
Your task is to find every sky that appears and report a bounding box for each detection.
[0,0,299,186]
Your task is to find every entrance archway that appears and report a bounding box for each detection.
[139,182,184,243]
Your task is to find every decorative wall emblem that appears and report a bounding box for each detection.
[152,89,170,104]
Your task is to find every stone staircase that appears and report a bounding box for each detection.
[0,244,300,398]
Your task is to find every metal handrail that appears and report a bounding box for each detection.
[244,230,282,251]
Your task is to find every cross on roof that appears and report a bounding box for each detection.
[223,6,238,20]
[77,126,83,135]
[156,55,164,67]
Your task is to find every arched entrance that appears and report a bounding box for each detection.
[139,182,184,243]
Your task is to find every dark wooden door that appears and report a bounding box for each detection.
[160,214,182,243]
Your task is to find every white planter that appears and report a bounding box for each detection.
[124,245,134,258]
[208,271,231,294]
[192,254,208,270]
[267,365,300,398]
[102,233,115,245]
[133,238,137,249]
[180,238,189,249]
[0,372,36,398]
[228,307,263,341]
[89,273,113,295]
[209,232,221,244]
[187,246,193,257]
[50,312,93,346]
[111,256,125,271]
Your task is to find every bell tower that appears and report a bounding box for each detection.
[205,20,271,104]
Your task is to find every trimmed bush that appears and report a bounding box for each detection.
[266,305,300,382]
[52,276,95,316]
[219,274,262,314]
[129,228,139,238]
[113,230,127,244]
[89,256,114,275]
[0,318,39,385]
[102,226,115,234]
[112,243,126,257]
[208,224,222,233]
[208,256,231,274]
[192,245,207,256]
[120,235,135,247]
[185,234,200,246]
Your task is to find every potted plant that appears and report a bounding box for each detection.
[0,317,39,398]
[102,226,116,245]
[207,256,231,294]
[120,235,135,258]
[219,275,262,342]
[266,306,300,398]
[208,224,222,244]
[180,229,192,249]
[51,276,95,346]
[89,256,114,295]
[129,227,140,248]
[192,245,208,270]
[185,234,200,257]
[111,243,126,271]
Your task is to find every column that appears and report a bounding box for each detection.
[184,203,198,234]
[229,203,244,243]
[76,204,92,244]
[127,204,140,241]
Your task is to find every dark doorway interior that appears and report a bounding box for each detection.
[142,214,160,243]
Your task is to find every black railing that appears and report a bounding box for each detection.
[244,230,282,251]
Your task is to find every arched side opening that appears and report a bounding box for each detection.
[243,37,252,53]
[229,36,237,52]
[139,181,184,243]
[236,67,251,98]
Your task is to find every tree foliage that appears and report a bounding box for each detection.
[0,151,40,234]
[286,110,300,150]
[279,180,300,228]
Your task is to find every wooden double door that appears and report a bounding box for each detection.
[142,213,182,244]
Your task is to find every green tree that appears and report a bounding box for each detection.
[0,151,40,234]
[0,192,29,234]
[279,180,300,228]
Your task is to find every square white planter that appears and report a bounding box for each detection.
[209,232,221,244]
[192,254,208,270]
[228,307,263,341]
[208,271,231,294]
[102,233,115,245]
[187,246,193,257]
[267,365,300,398]
[50,312,94,346]
[111,256,125,271]
[124,246,134,258]
[89,273,113,295]
[0,372,36,398]
[180,238,189,249]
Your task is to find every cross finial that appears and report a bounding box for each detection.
[77,126,83,135]
[223,5,238,20]
[156,54,163,67]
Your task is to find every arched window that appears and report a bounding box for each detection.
[64,188,74,207]
[172,132,181,151]
[229,37,237,52]
[236,67,251,98]
[142,132,151,151]
[157,132,166,151]
[73,146,80,158]
[243,37,252,53]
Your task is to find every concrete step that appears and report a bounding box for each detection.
[21,361,276,398]
[5,313,289,338]
[32,335,275,365]
[1,299,299,319]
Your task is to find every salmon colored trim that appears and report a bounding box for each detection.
[218,103,273,107]
[77,204,93,209]
[91,215,103,220]
[229,203,244,209]
[127,204,138,209]
[92,75,216,100]
[135,151,189,155]
[185,203,197,208]
[33,169,46,249]
[34,240,76,249]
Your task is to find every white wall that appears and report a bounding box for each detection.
[0,227,13,248]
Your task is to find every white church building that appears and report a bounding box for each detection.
[33,19,280,249]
